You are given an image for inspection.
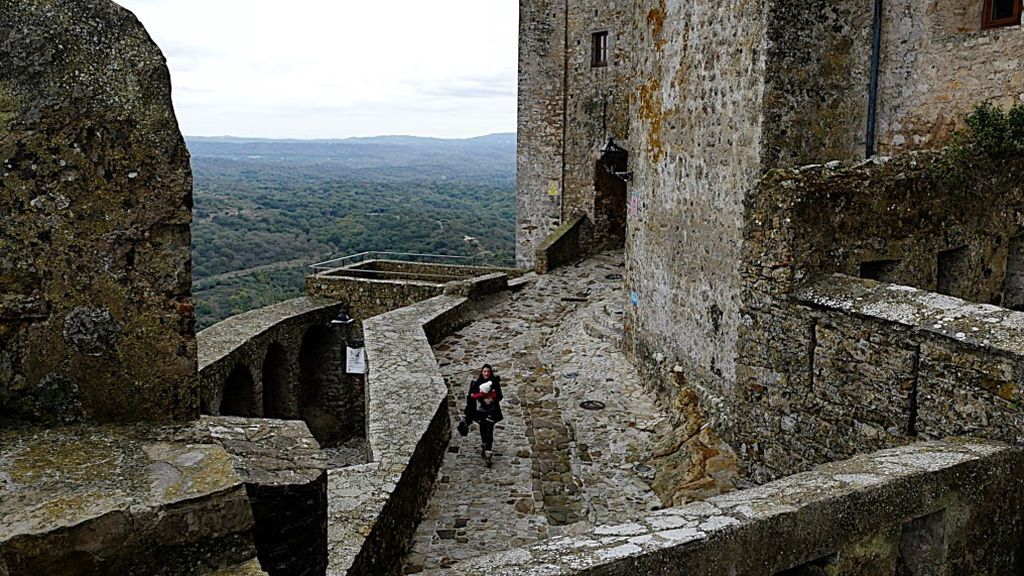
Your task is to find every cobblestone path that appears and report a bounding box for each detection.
[402,251,674,574]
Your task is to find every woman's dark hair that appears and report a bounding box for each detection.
[478,364,494,380]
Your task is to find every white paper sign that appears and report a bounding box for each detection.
[346,346,367,374]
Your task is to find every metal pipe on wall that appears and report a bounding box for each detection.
[866,0,883,157]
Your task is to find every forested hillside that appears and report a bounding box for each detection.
[189,134,516,329]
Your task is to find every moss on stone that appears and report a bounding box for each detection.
[0,83,17,137]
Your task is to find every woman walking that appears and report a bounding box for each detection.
[463,363,503,466]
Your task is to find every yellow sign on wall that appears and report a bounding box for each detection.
[548,180,559,197]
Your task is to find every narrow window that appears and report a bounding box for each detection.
[859,259,901,283]
[591,31,609,67]
[983,0,1022,29]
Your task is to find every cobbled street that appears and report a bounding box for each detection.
[401,251,677,573]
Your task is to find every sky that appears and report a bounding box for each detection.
[114,0,519,139]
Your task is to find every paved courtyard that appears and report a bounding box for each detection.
[401,251,683,573]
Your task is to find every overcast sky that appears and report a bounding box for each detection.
[114,0,518,139]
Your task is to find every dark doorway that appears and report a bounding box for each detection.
[261,343,290,418]
[222,363,258,416]
[593,140,628,249]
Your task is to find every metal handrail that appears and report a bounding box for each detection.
[308,251,514,275]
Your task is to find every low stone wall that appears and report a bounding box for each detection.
[326,276,509,576]
[169,417,329,576]
[433,438,1024,575]
[798,275,1024,443]
[305,275,445,322]
[0,424,261,575]
[306,263,521,323]
[535,213,591,274]
[197,298,357,437]
[735,273,1024,479]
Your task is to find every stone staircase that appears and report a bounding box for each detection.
[581,300,625,346]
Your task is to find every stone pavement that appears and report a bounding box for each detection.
[402,251,694,574]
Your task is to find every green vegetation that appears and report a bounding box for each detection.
[934,101,1024,188]
[189,134,516,329]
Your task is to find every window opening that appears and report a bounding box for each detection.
[983,0,1022,29]
[591,31,609,67]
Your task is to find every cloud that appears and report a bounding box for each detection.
[114,0,518,138]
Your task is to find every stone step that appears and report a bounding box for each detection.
[582,303,625,345]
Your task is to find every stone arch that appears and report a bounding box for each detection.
[221,363,259,417]
[299,325,341,446]
[261,342,290,418]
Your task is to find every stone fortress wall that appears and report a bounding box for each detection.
[519,0,1024,485]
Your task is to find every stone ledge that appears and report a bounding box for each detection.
[160,417,329,576]
[0,424,258,575]
[327,291,497,576]
[198,297,345,370]
[797,273,1024,357]
[432,438,1024,575]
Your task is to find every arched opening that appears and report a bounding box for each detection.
[299,325,342,446]
[261,343,290,418]
[222,363,258,417]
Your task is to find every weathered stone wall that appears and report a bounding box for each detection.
[534,212,591,274]
[562,0,632,247]
[763,0,1024,160]
[875,0,1024,154]
[517,0,566,267]
[434,439,1024,575]
[623,0,769,430]
[761,1,874,165]
[176,417,329,576]
[0,424,261,575]
[0,0,197,423]
[736,156,1024,478]
[305,275,445,323]
[197,297,361,448]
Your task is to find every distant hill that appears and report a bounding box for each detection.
[188,133,516,329]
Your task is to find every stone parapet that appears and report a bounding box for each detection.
[163,417,329,576]
[327,286,507,575]
[797,274,1024,444]
[535,213,591,275]
[431,439,1024,575]
[0,424,260,575]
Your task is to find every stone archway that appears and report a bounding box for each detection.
[221,363,259,417]
[261,343,290,418]
[299,325,342,446]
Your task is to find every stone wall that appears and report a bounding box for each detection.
[534,212,591,274]
[517,0,566,267]
[736,155,1024,479]
[434,439,1024,575]
[174,417,329,576]
[305,275,445,324]
[562,0,633,249]
[0,424,261,575]
[197,297,361,448]
[327,276,510,576]
[623,0,769,430]
[0,0,197,424]
[875,0,1024,154]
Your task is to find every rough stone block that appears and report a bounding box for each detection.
[0,0,196,423]
[0,424,258,575]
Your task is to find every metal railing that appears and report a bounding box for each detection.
[309,251,514,275]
